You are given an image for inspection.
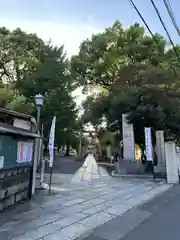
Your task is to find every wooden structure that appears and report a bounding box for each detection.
[0,108,40,210]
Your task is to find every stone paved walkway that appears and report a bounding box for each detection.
[0,178,171,240]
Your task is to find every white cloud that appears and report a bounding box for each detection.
[0,19,101,57]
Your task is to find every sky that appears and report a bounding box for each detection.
[1,0,180,56]
[0,0,180,106]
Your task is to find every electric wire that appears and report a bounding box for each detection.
[163,0,180,37]
[129,0,180,80]
[129,0,163,54]
[150,0,180,61]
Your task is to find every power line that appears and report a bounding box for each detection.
[129,0,163,53]
[163,0,180,37]
[129,0,180,80]
[150,0,180,61]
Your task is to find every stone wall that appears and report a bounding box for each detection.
[0,166,30,211]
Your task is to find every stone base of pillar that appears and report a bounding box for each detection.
[165,142,179,184]
[117,160,153,175]
[154,167,166,179]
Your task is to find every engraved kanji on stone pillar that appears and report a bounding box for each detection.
[122,114,135,161]
[155,130,166,175]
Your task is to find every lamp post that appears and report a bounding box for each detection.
[35,94,44,186]
[30,94,44,197]
[35,94,44,133]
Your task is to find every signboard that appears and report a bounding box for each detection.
[144,127,153,161]
[155,131,166,172]
[17,141,33,163]
[13,118,31,131]
[122,114,135,160]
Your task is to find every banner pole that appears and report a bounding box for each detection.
[48,116,56,194]
[49,167,53,194]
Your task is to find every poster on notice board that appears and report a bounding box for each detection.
[17,141,33,163]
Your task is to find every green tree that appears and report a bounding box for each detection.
[73,20,180,145]
[71,21,166,89]
[84,64,180,144]
[0,85,14,108]
[6,95,34,114]
[0,27,79,148]
[0,27,44,83]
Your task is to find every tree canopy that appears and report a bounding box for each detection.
[71,20,180,144]
[0,27,79,149]
[2,20,180,150]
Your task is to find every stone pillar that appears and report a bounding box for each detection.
[122,114,135,161]
[119,114,144,174]
[155,131,166,176]
[165,142,179,184]
[176,147,180,175]
[106,145,111,159]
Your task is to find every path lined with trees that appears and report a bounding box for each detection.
[1,20,180,153]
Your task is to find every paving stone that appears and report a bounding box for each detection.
[79,211,115,229]
[39,206,65,215]
[43,198,69,208]
[0,220,20,232]
[82,234,108,240]
[86,208,151,240]
[32,213,64,225]
[0,178,171,240]
[105,198,127,207]
[43,231,71,240]
[4,213,64,237]
[11,223,59,240]
[124,198,145,207]
[53,212,88,228]
[73,202,99,212]
[81,198,106,207]
[104,204,130,216]
[11,236,33,240]
[100,186,148,201]
[81,203,110,215]
[12,209,39,221]
[139,185,177,214]
[57,204,88,215]
[63,198,86,207]
[0,230,16,240]
[44,223,91,240]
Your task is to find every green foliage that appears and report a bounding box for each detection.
[71,21,167,88]
[98,130,115,146]
[0,27,79,148]
[6,95,34,115]
[2,19,180,149]
[72,20,180,144]
[0,85,14,108]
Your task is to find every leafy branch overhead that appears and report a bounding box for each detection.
[71,20,180,143]
[1,19,180,148]
[0,27,79,148]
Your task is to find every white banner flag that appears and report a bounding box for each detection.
[144,127,153,161]
[49,116,56,168]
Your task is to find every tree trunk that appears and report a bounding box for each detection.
[78,136,82,156]
[65,142,70,156]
